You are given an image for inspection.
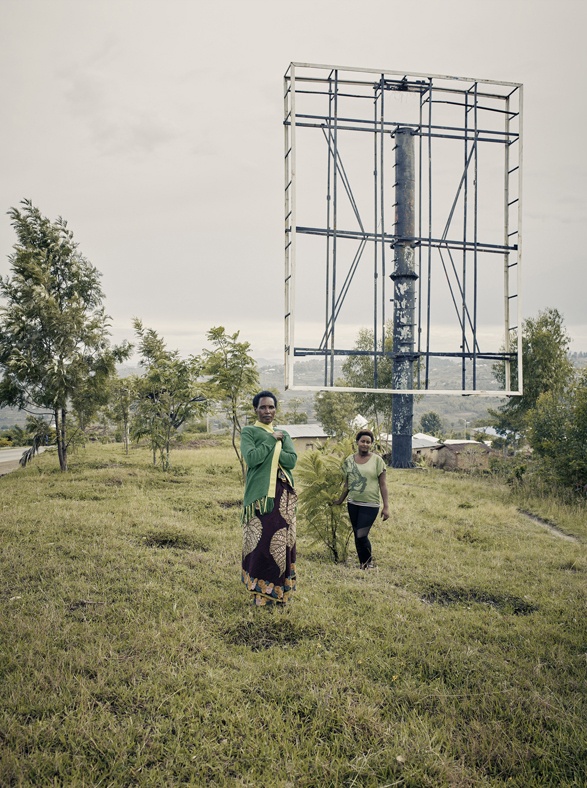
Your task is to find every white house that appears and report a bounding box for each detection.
[279,424,329,453]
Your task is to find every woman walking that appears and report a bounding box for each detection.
[240,391,298,606]
[333,430,389,569]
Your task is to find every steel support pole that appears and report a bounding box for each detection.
[391,127,417,468]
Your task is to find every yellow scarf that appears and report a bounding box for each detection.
[254,420,282,496]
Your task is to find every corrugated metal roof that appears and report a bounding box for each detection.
[443,439,486,445]
[279,424,329,439]
[412,437,442,450]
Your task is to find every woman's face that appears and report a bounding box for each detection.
[357,434,373,453]
[256,396,276,424]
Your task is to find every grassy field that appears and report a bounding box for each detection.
[1,440,586,787]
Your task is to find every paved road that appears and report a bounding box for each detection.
[0,446,47,475]
[0,447,29,463]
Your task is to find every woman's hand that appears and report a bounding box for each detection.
[273,430,284,441]
[381,507,390,521]
[331,486,348,507]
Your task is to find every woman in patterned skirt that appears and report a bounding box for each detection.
[240,391,298,606]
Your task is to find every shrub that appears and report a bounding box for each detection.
[297,439,353,563]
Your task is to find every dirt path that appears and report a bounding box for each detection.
[519,509,579,542]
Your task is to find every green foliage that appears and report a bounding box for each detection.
[488,309,586,496]
[419,410,443,436]
[132,320,206,470]
[281,397,308,424]
[490,308,574,440]
[0,423,27,446]
[105,376,138,454]
[342,322,394,432]
[489,454,529,487]
[528,368,587,494]
[281,410,308,424]
[202,326,259,479]
[0,200,130,470]
[297,440,353,562]
[0,414,54,462]
[18,414,54,467]
[313,388,358,438]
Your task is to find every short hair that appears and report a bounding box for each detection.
[356,429,375,443]
[253,390,277,409]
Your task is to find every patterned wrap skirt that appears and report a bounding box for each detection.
[242,476,297,606]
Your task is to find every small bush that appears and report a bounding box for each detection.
[297,440,353,563]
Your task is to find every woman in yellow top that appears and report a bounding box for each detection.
[333,430,389,569]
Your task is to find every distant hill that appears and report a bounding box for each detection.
[0,410,25,429]
[258,357,501,430]
[2,353,584,433]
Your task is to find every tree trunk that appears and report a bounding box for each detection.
[55,407,68,471]
[232,423,245,482]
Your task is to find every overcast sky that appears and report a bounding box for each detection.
[0,0,585,364]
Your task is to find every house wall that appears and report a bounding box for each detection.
[431,444,494,471]
[290,436,327,454]
[413,446,437,464]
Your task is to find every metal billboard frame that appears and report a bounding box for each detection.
[283,62,523,397]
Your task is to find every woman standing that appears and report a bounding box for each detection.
[240,391,298,606]
[333,430,389,569]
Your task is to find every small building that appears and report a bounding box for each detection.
[429,440,495,471]
[412,432,442,463]
[279,424,329,453]
[377,432,441,464]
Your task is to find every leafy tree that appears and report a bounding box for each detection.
[419,411,443,436]
[0,414,52,454]
[281,397,308,424]
[527,368,587,494]
[202,326,259,480]
[297,439,354,563]
[132,320,206,470]
[490,308,574,443]
[314,388,358,439]
[70,353,123,433]
[0,200,131,470]
[19,414,53,467]
[342,322,394,434]
[282,409,308,424]
[1,424,26,446]
[106,376,138,454]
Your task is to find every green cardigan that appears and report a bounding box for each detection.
[240,424,297,523]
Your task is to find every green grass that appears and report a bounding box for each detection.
[1,441,586,786]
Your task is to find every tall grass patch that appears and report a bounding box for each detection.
[1,443,586,786]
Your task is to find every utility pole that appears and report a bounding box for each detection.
[390,127,417,468]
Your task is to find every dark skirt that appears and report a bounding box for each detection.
[241,477,297,606]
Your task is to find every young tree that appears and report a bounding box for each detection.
[342,322,394,434]
[419,411,443,436]
[490,308,574,442]
[19,414,53,467]
[314,389,358,439]
[281,397,308,424]
[0,200,131,470]
[528,368,587,494]
[202,326,259,480]
[297,439,354,563]
[107,376,138,454]
[132,320,206,470]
